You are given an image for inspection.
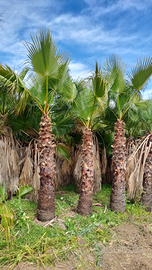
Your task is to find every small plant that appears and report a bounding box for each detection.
[0,183,7,203]
[0,184,13,245]
[0,184,33,246]
[16,184,33,199]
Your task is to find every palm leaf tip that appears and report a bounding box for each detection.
[131,57,152,90]
[92,62,107,98]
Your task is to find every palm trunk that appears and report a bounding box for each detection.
[142,135,152,211]
[110,120,126,212]
[77,128,94,216]
[37,114,56,221]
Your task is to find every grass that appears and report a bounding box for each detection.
[0,183,152,269]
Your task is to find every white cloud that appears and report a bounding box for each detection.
[69,62,91,80]
[142,89,152,100]
[84,0,152,15]
[0,0,141,59]
[0,0,152,84]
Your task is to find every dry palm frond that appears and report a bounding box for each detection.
[126,134,151,199]
[19,140,41,201]
[56,157,71,189]
[19,143,33,187]
[101,146,107,175]
[0,131,20,197]
[73,147,82,193]
[33,141,40,200]
[126,135,136,156]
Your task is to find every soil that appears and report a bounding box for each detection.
[3,223,152,270]
[102,223,152,270]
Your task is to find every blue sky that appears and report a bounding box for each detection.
[0,0,152,98]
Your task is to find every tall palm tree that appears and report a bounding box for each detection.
[0,29,75,221]
[104,56,152,212]
[23,29,76,221]
[72,63,108,216]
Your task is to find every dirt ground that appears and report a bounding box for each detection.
[3,223,152,270]
[102,223,152,270]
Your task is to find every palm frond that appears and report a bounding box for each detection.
[56,143,70,160]
[103,56,126,95]
[0,64,26,96]
[92,62,107,98]
[56,62,77,102]
[24,29,61,79]
[52,114,74,138]
[72,87,95,127]
[130,56,152,91]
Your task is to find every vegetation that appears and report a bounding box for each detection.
[0,184,152,269]
[0,26,152,269]
[72,63,107,216]
[102,56,152,212]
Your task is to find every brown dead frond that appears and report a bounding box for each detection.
[101,146,107,175]
[126,134,151,199]
[0,130,19,197]
[19,143,33,187]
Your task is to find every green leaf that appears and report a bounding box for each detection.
[0,184,7,203]
[131,57,152,91]
[16,185,34,198]
[92,121,107,132]
[104,56,125,94]
[53,115,74,138]
[93,62,106,98]
[24,29,60,78]
[57,143,70,160]
[0,202,13,228]
[72,87,95,124]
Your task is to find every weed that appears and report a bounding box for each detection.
[0,184,152,269]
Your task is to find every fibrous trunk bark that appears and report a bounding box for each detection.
[37,114,56,221]
[142,135,152,211]
[110,120,126,212]
[77,128,94,216]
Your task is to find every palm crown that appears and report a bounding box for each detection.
[104,56,152,120]
[72,62,108,131]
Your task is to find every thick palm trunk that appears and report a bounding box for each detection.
[77,128,94,216]
[110,120,126,212]
[37,114,56,221]
[142,135,152,211]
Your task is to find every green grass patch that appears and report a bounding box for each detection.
[0,184,152,269]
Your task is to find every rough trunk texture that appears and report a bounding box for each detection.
[77,128,94,216]
[142,135,152,211]
[72,141,101,195]
[37,114,56,221]
[110,120,126,212]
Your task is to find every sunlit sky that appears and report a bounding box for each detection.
[0,0,152,99]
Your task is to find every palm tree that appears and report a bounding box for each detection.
[0,29,75,221]
[72,63,108,216]
[23,29,76,221]
[103,56,152,212]
[124,100,152,204]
